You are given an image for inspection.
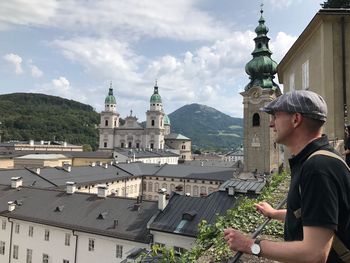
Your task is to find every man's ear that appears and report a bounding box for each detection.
[292,113,303,128]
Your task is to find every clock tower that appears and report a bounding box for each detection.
[241,7,281,175]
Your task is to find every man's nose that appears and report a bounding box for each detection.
[269,119,275,128]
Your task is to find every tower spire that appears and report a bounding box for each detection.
[244,5,279,91]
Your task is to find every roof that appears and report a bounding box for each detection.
[163,114,170,125]
[150,85,162,103]
[0,169,56,188]
[219,178,266,194]
[114,148,179,159]
[149,191,238,237]
[165,133,191,141]
[0,185,158,243]
[16,154,69,160]
[105,87,116,104]
[0,150,113,159]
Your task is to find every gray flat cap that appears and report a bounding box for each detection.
[260,90,327,121]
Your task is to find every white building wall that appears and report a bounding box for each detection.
[9,219,75,263]
[0,217,11,262]
[150,230,195,250]
[76,232,148,263]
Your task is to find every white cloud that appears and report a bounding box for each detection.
[3,53,24,74]
[270,31,297,62]
[267,0,294,9]
[30,65,43,78]
[0,0,57,30]
[0,0,230,41]
[52,76,70,92]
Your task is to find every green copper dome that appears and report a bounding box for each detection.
[164,114,170,125]
[245,8,279,91]
[150,84,162,103]
[105,88,116,104]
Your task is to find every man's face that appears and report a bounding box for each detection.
[269,111,295,145]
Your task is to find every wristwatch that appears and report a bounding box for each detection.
[250,239,262,257]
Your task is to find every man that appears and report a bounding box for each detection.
[224,90,350,262]
[344,125,350,166]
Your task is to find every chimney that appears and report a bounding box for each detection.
[97,185,108,198]
[11,177,23,189]
[158,188,167,211]
[103,163,108,169]
[35,168,40,175]
[228,186,235,196]
[8,201,15,212]
[90,162,96,167]
[63,141,67,147]
[40,140,44,145]
[63,164,72,172]
[185,193,191,196]
[66,182,76,194]
[29,139,34,146]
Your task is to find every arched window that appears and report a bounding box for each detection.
[154,183,159,192]
[121,142,124,148]
[170,184,175,192]
[200,186,206,195]
[151,120,155,126]
[161,183,167,191]
[208,187,214,194]
[128,142,132,148]
[105,120,109,126]
[185,185,191,194]
[148,182,153,192]
[193,186,199,197]
[253,113,260,127]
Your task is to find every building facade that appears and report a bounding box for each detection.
[99,83,168,151]
[277,9,350,146]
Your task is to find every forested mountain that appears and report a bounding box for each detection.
[168,103,243,150]
[0,93,100,150]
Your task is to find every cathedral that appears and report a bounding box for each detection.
[99,82,171,151]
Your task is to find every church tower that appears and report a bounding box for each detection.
[241,7,281,174]
[145,81,165,149]
[99,83,120,150]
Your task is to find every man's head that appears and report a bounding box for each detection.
[260,90,327,146]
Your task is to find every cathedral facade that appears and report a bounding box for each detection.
[99,83,170,151]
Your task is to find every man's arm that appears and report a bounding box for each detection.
[224,226,334,263]
[255,202,286,221]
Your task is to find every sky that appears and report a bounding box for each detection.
[0,0,322,120]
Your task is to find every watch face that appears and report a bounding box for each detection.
[251,244,261,255]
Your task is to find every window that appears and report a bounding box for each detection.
[181,145,186,149]
[161,183,167,190]
[104,142,107,148]
[128,142,132,148]
[136,142,140,148]
[302,60,309,90]
[252,113,260,127]
[289,73,295,91]
[65,233,70,246]
[105,120,108,126]
[26,249,33,263]
[42,253,49,263]
[63,260,69,263]
[116,244,123,258]
[15,223,20,234]
[148,182,153,192]
[150,143,154,149]
[1,219,6,230]
[185,185,191,194]
[154,183,159,192]
[0,241,5,255]
[28,226,33,237]
[88,238,95,251]
[151,120,155,126]
[44,229,50,241]
[193,186,199,197]
[121,142,124,148]
[13,245,18,259]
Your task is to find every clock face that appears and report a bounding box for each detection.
[253,90,260,98]
[251,243,261,255]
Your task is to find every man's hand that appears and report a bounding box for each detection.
[255,202,275,217]
[255,202,286,221]
[223,228,254,254]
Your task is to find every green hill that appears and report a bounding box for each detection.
[168,103,243,151]
[0,93,100,150]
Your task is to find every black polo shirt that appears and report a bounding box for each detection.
[286,135,350,262]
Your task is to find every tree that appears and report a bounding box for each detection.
[83,144,93,152]
[321,0,350,8]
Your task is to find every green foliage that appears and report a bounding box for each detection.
[0,93,100,150]
[321,0,350,8]
[149,171,289,263]
[168,103,243,151]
